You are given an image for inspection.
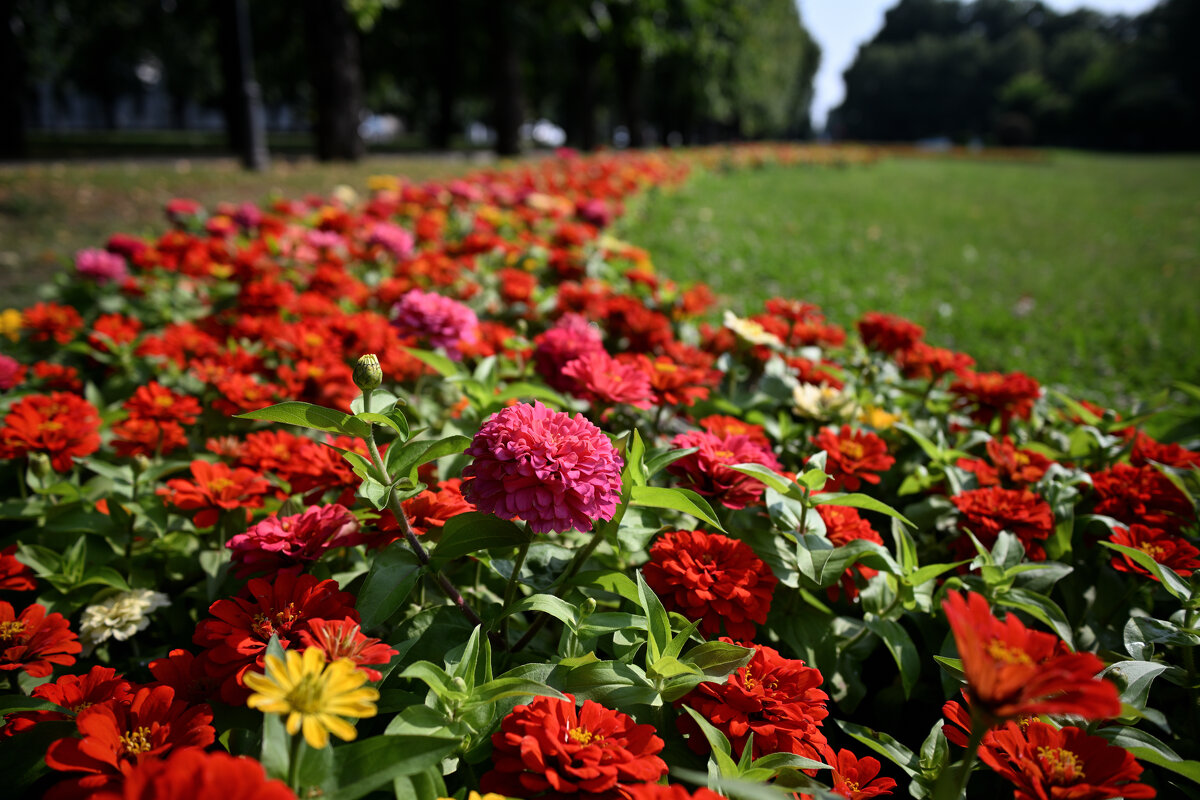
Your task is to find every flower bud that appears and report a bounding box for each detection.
[353,353,383,391]
[28,452,53,479]
[133,454,153,475]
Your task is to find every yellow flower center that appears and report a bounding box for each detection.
[987,638,1034,666]
[121,725,154,754]
[654,362,678,373]
[568,726,604,746]
[840,440,865,460]
[1037,746,1084,783]
[39,421,63,433]
[0,620,27,643]
[841,779,860,792]
[743,667,779,692]
[154,395,174,407]
[1137,541,1167,561]
[713,450,734,460]
[208,477,235,492]
[286,673,329,714]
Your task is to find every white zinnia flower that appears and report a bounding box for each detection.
[793,382,859,421]
[79,589,170,652]
[723,310,783,348]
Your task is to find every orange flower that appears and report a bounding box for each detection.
[0,391,101,471]
[157,460,270,528]
[942,591,1119,724]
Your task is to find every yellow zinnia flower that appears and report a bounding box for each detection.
[0,308,22,341]
[244,647,379,749]
[440,793,511,800]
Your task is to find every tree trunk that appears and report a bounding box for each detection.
[304,0,363,161]
[489,0,523,157]
[0,0,26,159]
[615,41,644,148]
[566,31,598,151]
[218,0,269,169]
[431,0,460,150]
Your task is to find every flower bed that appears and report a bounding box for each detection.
[0,146,1198,800]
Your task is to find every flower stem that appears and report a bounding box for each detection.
[932,705,987,800]
[287,731,304,794]
[500,536,531,642]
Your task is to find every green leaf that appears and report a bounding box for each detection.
[236,401,370,439]
[624,429,648,487]
[493,382,568,407]
[386,436,472,484]
[357,476,391,511]
[863,617,921,698]
[748,752,830,773]
[327,734,461,800]
[1098,726,1200,783]
[356,543,423,630]
[683,641,754,678]
[1101,660,1172,712]
[356,411,410,440]
[1099,541,1192,601]
[644,447,698,478]
[629,485,726,532]
[996,588,1075,647]
[933,655,964,682]
[405,348,460,379]
[796,466,830,493]
[399,662,464,702]
[504,593,580,626]
[679,705,739,775]
[919,720,949,774]
[648,655,701,680]
[729,463,794,495]
[432,512,530,564]
[812,492,915,528]
[464,676,567,709]
[562,661,659,708]
[572,569,640,603]
[0,696,65,715]
[637,571,674,665]
[834,720,919,777]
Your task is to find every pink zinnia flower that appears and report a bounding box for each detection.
[562,351,654,409]
[225,503,364,575]
[392,288,480,361]
[305,230,344,251]
[0,354,24,391]
[462,401,623,534]
[368,222,415,259]
[534,314,606,392]
[666,430,782,510]
[75,248,128,285]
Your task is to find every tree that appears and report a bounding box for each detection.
[304,0,364,161]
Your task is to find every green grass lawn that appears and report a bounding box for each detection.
[618,151,1200,408]
[0,153,486,303]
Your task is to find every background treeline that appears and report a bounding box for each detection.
[0,0,820,160]
[831,0,1200,150]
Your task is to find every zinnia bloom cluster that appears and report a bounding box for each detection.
[111,381,202,458]
[480,694,667,800]
[941,591,1120,724]
[950,370,1041,432]
[0,600,82,677]
[226,503,365,575]
[2,665,131,738]
[75,248,129,285]
[1109,524,1200,579]
[976,719,1155,800]
[0,544,36,591]
[79,589,171,652]
[955,436,1052,488]
[856,311,924,355]
[534,313,607,391]
[810,425,895,492]
[666,429,782,510]
[1090,462,1194,534]
[462,401,623,534]
[87,749,295,800]
[561,350,654,408]
[643,530,778,640]
[392,288,479,360]
[950,486,1054,560]
[0,391,102,471]
[677,641,829,761]
[157,460,271,528]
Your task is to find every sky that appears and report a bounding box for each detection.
[801,0,1162,129]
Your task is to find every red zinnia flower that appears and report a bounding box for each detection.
[950,487,1054,561]
[147,649,218,707]
[88,748,295,800]
[562,351,654,409]
[1130,430,1200,469]
[643,530,778,640]
[856,311,923,355]
[950,370,1040,433]
[624,785,726,800]
[977,719,1155,800]
[22,301,83,344]
[1091,462,1193,534]
[0,600,82,677]
[44,685,215,799]
[192,571,358,704]
[462,401,623,534]
[124,381,203,426]
[942,591,1120,724]
[32,362,83,392]
[297,618,398,681]
[698,414,770,448]
[956,437,1052,489]
[480,694,667,800]
[0,391,102,471]
[799,747,897,799]
[225,503,365,576]
[810,425,895,492]
[895,341,974,381]
[633,354,718,408]
[112,417,190,459]
[0,544,36,592]
[534,314,607,392]
[667,430,782,510]
[372,477,477,547]
[2,665,131,738]
[677,640,829,761]
[157,460,271,528]
[1109,524,1200,579]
